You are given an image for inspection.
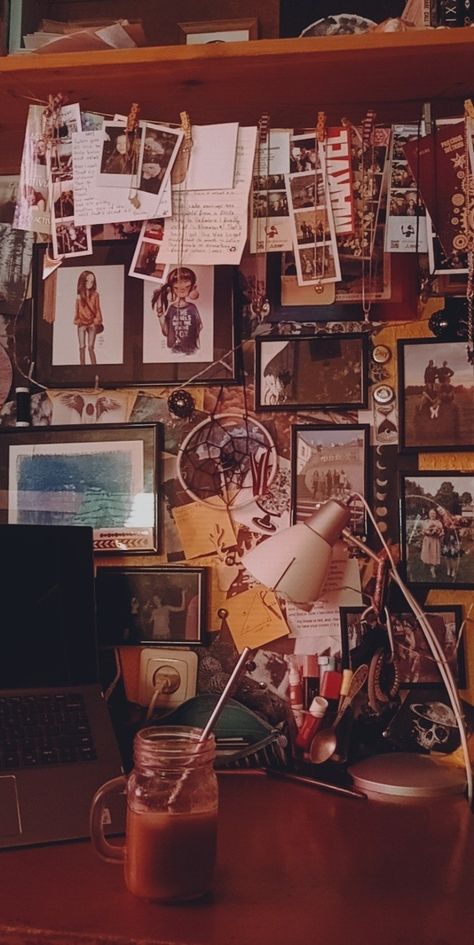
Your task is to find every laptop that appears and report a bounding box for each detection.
[0,524,124,849]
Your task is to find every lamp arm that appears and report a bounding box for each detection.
[344,498,473,808]
[341,528,380,563]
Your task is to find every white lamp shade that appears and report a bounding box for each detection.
[242,499,351,603]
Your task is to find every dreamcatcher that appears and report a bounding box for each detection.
[177,412,277,510]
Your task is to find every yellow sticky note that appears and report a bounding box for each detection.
[173,501,236,560]
[225,585,289,652]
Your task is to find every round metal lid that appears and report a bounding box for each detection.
[349,752,466,798]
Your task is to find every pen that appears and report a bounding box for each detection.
[265,767,367,800]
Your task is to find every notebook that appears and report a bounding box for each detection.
[0,524,124,849]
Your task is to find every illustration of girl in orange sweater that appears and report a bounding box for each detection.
[74,270,103,365]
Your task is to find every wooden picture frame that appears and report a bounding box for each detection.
[340,605,466,689]
[291,423,370,536]
[0,423,160,554]
[95,566,206,646]
[398,338,474,452]
[255,333,368,411]
[32,241,237,388]
[178,18,258,44]
[400,471,474,589]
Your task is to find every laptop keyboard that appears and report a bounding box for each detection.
[0,693,98,769]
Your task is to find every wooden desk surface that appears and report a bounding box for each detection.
[0,771,472,945]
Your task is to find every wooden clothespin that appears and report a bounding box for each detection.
[42,92,69,142]
[172,111,193,184]
[257,111,270,145]
[422,101,433,136]
[126,101,141,134]
[316,110,327,143]
[465,98,474,120]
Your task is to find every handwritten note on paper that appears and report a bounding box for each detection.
[173,500,236,560]
[225,586,289,653]
[159,126,257,265]
[286,554,363,656]
[72,132,171,225]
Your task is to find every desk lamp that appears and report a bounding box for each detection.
[242,496,472,805]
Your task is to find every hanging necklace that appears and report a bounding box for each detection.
[360,109,377,322]
[250,113,271,321]
[127,102,142,209]
[463,99,474,364]
[314,111,327,294]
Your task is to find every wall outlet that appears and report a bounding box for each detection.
[137,648,198,709]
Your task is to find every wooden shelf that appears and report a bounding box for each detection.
[1,27,474,173]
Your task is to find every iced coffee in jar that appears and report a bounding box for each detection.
[90,726,218,902]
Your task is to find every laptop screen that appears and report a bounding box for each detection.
[0,524,99,688]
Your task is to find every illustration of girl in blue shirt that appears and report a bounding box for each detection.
[152,267,202,355]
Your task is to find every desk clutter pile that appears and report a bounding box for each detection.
[0,84,473,785]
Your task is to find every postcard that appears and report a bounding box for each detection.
[185,123,239,190]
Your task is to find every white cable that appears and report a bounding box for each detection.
[145,675,169,722]
[351,492,473,806]
[103,647,122,703]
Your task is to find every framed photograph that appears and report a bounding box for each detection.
[291,424,369,535]
[398,338,474,451]
[178,19,258,44]
[32,242,237,388]
[95,566,206,646]
[340,606,466,688]
[0,423,160,554]
[255,333,368,410]
[400,472,474,589]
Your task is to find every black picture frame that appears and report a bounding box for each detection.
[0,423,160,554]
[95,566,206,647]
[398,338,474,452]
[255,333,368,411]
[400,471,474,589]
[291,423,370,536]
[340,605,466,689]
[32,241,237,388]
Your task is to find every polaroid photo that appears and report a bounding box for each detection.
[129,230,168,284]
[138,123,184,199]
[97,123,143,188]
[52,220,92,260]
[51,182,75,221]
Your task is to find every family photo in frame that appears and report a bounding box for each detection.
[400,472,474,589]
[340,606,465,689]
[255,333,368,410]
[398,338,474,451]
[32,243,237,388]
[0,424,159,553]
[291,424,369,536]
[95,567,206,646]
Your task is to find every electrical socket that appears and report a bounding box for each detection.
[137,648,198,709]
